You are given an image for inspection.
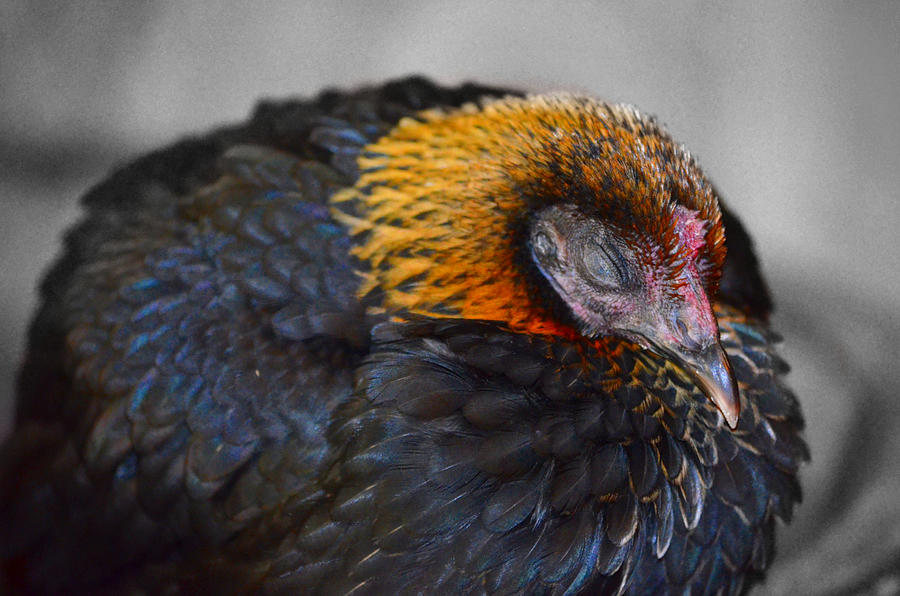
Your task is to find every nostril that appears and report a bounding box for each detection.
[671,315,705,352]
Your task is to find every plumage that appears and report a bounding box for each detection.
[1,76,806,594]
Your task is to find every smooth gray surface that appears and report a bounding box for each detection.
[2,2,899,592]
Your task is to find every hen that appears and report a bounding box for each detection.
[1,77,807,595]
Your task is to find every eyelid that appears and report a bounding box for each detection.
[598,242,629,283]
[584,238,630,286]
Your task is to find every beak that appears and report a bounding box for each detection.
[638,329,741,430]
[629,272,743,429]
[674,341,741,429]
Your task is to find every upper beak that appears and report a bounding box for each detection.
[673,341,741,429]
[637,326,741,429]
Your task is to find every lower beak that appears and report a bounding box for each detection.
[676,342,741,429]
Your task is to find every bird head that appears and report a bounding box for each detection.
[333,94,740,428]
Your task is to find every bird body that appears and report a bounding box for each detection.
[1,77,806,594]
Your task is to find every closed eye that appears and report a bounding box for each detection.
[582,239,631,287]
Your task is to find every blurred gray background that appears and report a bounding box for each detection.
[2,1,899,593]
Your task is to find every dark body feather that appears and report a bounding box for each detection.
[1,77,806,594]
